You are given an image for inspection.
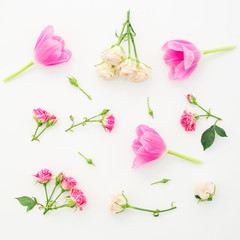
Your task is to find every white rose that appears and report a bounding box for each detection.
[101,46,126,66]
[95,62,119,80]
[110,193,127,213]
[119,59,151,82]
[195,181,215,200]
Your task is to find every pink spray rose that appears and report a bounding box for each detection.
[33,108,50,123]
[187,94,193,103]
[132,125,167,168]
[162,40,201,80]
[69,188,87,210]
[33,168,52,183]
[180,110,196,131]
[34,25,72,66]
[61,176,77,191]
[102,114,115,132]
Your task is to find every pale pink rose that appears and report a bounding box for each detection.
[195,181,216,200]
[132,125,167,168]
[162,40,201,80]
[61,176,77,191]
[34,25,72,66]
[69,188,87,210]
[102,114,115,132]
[48,115,57,125]
[180,110,196,131]
[33,108,50,123]
[33,168,52,183]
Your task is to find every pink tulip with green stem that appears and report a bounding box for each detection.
[4,25,71,82]
[132,125,202,168]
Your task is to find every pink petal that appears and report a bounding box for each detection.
[35,25,54,51]
[183,46,195,69]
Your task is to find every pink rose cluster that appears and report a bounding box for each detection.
[32,108,57,141]
[17,168,86,214]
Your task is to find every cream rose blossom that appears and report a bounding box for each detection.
[95,62,119,80]
[195,181,215,200]
[101,46,126,66]
[119,59,151,82]
[110,193,127,213]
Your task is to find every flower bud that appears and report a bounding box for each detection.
[101,46,126,66]
[68,76,79,87]
[100,109,110,115]
[186,94,197,104]
[48,115,58,126]
[55,172,64,185]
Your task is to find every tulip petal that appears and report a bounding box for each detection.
[35,25,54,51]
[183,46,195,69]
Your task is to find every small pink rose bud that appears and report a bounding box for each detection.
[67,188,87,210]
[186,94,197,104]
[180,110,197,131]
[55,172,64,185]
[102,114,115,132]
[48,115,57,126]
[61,176,77,191]
[33,108,50,124]
[33,168,52,183]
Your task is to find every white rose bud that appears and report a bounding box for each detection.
[195,181,216,200]
[95,62,119,80]
[101,46,126,66]
[119,59,151,82]
[110,193,127,213]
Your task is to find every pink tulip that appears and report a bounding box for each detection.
[132,125,202,168]
[33,108,50,124]
[61,176,77,191]
[102,114,115,132]
[180,110,197,131]
[69,188,87,210]
[34,25,72,66]
[162,40,201,80]
[33,168,52,183]
[162,40,236,80]
[4,25,71,82]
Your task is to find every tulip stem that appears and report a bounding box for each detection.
[3,61,34,82]
[203,45,236,55]
[167,150,202,164]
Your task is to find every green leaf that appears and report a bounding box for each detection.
[195,195,201,199]
[16,196,37,212]
[151,178,171,185]
[215,125,227,137]
[201,126,215,150]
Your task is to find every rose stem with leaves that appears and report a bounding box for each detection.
[202,45,236,55]
[147,97,154,118]
[3,61,34,82]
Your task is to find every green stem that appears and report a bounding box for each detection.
[47,184,58,206]
[127,204,176,216]
[147,97,154,118]
[49,204,68,210]
[3,61,34,82]
[43,183,49,203]
[203,45,236,55]
[116,20,128,46]
[196,104,222,120]
[77,86,92,100]
[126,10,131,58]
[32,124,40,139]
[130,33,140,64]
[65,114,102,132]
[43,189,65,215]
[167,150,202,164]
[32,125,49,141]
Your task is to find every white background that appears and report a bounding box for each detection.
[0,0,239,239]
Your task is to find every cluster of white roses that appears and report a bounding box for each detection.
[95,11,151,82]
